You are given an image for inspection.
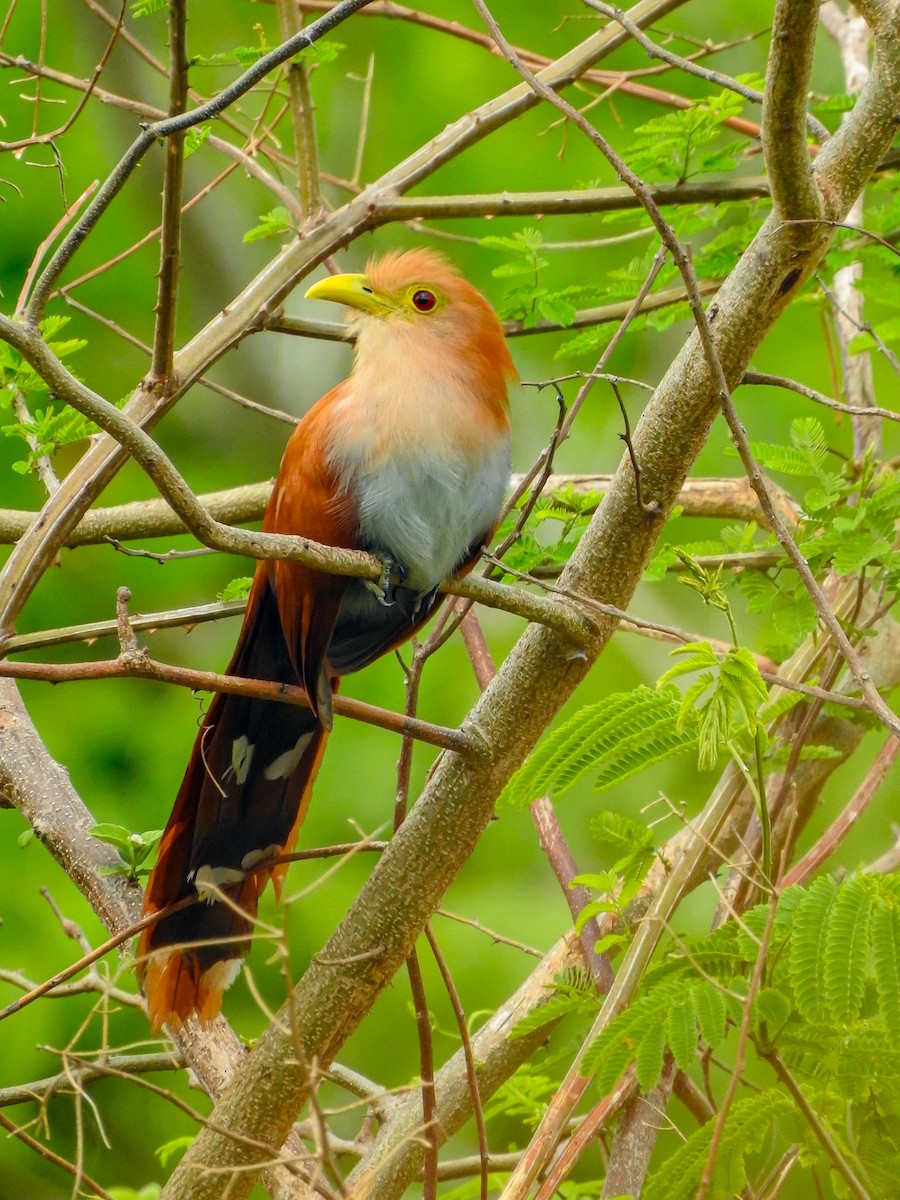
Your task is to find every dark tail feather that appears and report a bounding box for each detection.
[138,574,330,1030]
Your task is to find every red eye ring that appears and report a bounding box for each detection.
[412,289,437,313]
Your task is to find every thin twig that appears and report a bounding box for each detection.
[742,371,900,424]
[583,0,829,142]
[149,0,189,386]
[22,0,377,320]
[764,1050,871,1200]
[424,924,490,1200]
[0,1111,116,1200]
[783,735,900,886]
[0,1052,185,1109]
[610,376,659,513]
[277,0,322,223]
[0,653,477,756]
[697,899,777,1199]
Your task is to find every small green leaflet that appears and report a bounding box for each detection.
[243,207,293,244]
[217,576,253,602]
[90,823,162,881]
[659,642,768,770]
[184,125,211,159]
[130,0,166,16]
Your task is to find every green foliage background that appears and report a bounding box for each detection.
[1,1,899,1196]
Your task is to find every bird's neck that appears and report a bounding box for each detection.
[327,319,509,472]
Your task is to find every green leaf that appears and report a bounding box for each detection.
[825,875,873,1023]
[643,1090,795,1200]
[217,576,253,602]
[850,314,900,352]
[480,228,543,255]
[243,207,293,244]
[574,900,619,934]
[753,986,792,1034]
[790,876,838,1022]
[90,823,138,853]
[691,980,727,1051]
[190,44,292,68]
[554,324,611,359]
[815,92,857,113]
[492,257,548,278]
[509,986,598,1039]
[156,1136,195,1168]
[499,686,698,807]
[635,1020,667,1090]
[666,999,697,1072]
[871,895,900,1038]
[590,811,655,860]
[90,824,163,881]
[129,0,166,15]
[537,293,578,328]
[771,587,818,649]
[184,125,211,159]
[594,933,628,955]
[736,568,779,613]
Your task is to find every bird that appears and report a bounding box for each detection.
[137,248,515,1029]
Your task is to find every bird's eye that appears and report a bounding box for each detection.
[412,289,437,313]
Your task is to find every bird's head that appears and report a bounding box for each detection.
[305,249,515,420]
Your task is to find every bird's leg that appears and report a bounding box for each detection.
[363,555,403,607]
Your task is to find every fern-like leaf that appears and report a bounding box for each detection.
[635,1021,668,1090]
[691,980,728,1051]
[643,1089,795,1200]
[499,687,696,807]
[825,874,873,1023]
[871,894,900,1038]
[789,876,838,1022]
[509,989,598,1040]
[582,978,686,1093]
[666,997,697,1072]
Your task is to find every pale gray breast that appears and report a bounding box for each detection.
[353,440,511,592]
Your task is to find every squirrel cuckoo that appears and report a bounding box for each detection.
[138,249,515,1028]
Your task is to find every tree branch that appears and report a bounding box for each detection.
[0,653,478,756]
[761,0,822,220]
[150,0,188,386]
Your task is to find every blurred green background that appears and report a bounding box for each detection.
[0,1,897,1196]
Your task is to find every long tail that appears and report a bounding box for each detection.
[138,573,330,1030]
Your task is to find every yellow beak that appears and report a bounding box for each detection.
[304,273,393,316]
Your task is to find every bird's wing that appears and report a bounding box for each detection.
[265,383,359,727]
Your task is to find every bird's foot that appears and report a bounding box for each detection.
[364,556,402,607]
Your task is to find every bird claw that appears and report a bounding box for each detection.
[364,556,401,607]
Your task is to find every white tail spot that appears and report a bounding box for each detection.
[263,732,313,781]
[241,844,282,871]
[226,735,255,785]
[201,958,242,994]
[191,864,245,902]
